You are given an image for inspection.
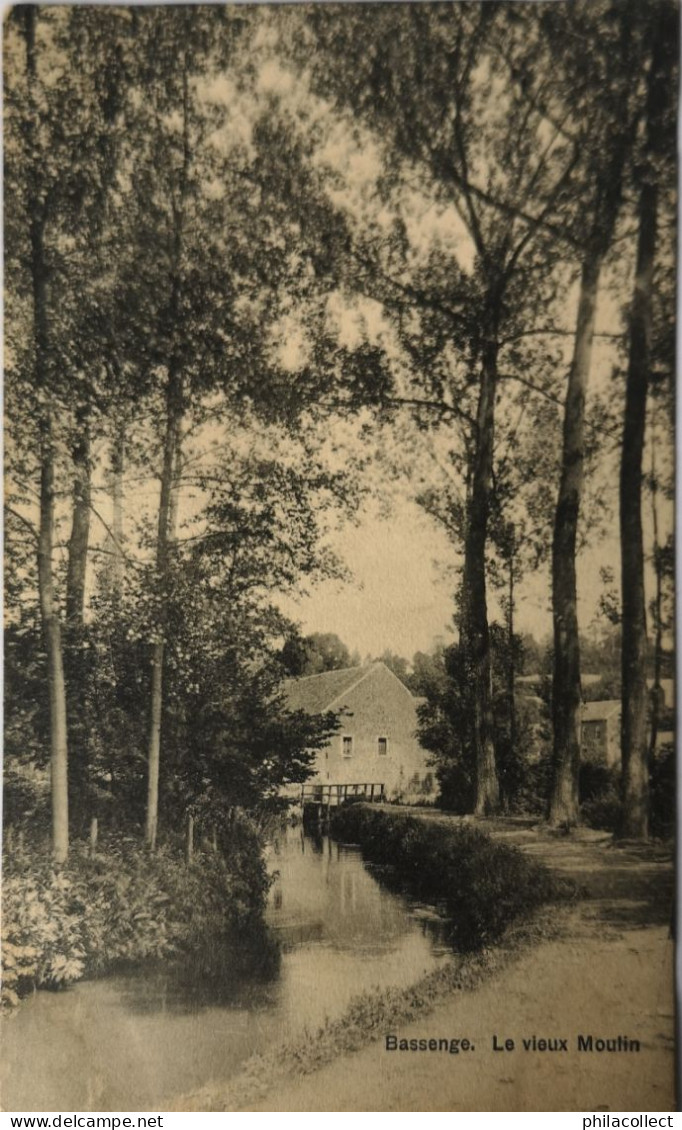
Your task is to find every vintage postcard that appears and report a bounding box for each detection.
[2,1,677,1114]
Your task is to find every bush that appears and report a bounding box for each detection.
[1,810,272,1010]
[578,762,621,831]
[579,752,676,838]
[649,743,675,839]
[330,805,569,952]
[580,788,622,833]
[579,762,617,803]
[511,752,553,816]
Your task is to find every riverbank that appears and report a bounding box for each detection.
[180,813,675,1112]
[243,907,674,1112]
[1,813,273,1011]
[177,902,568,1112]
[328,805,574,949]
[2,822,448,1111]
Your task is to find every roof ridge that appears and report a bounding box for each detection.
[582,699,621,715]
[325,664,376,709]
[283,663,365,685]
[375,660,417,700]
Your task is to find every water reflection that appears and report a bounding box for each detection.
[2,824,449,1112]
[267,826,448,957]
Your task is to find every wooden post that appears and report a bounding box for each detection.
[186,814,194,864]
[89,817,98,857]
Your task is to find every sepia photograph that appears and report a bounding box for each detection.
[2,0,677,1114]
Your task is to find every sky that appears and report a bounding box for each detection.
[7,12,674,672]
[259,32,672,665]
[276,491,632,662]
[277,498,460,659]
[107,52,677,670]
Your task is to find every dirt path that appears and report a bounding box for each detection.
[244,824,676,1112]
[245,913,674,1111]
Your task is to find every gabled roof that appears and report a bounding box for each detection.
[283,661,412,715]
[283,664,369,714]
[581,700,621,723]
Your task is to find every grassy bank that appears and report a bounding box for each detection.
[1,812,275,1010]
[181,902,568,1112]
[330,805,572,950]
[179,810,575,1111]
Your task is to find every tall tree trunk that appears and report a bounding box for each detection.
[620,6,670,839]
[549,251,601,826]
[648,437,662,766]
[168,434,183,541]
[507,543,516,784]
[549,63,636,827]
[65,416,92,833]
[111,418,126,596]
[145,383,182,851]
[620,231,654,839]
[461,319,500,815]
[39,415,70,864]
[66,418,91,625]
[144,58,190,851]
[24,7,69,862]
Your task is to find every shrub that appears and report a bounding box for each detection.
[1,810,272,1010]
[580,787,622,833]
[578,763,622,832]
[511,752,553,816]
[650,744,675,839]
[579,762,617,803]
[330,805,568,952]
[578,749,676,838]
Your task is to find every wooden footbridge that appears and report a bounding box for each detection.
[301,782,385,825]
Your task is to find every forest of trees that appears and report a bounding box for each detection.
[4,0,676,875]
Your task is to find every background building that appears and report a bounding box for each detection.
[283,661,435,801]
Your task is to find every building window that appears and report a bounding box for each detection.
[378,737,388,756]
[342,735,353,758]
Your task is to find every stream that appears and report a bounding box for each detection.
[1,825,449,1112]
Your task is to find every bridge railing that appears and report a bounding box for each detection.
[300,782,385,806]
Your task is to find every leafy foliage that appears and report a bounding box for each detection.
[280,631,357,676]
[331,806,570,952]
[413,644,476,813]
[414,638,551,813]
[579,746,676,838]
[1,813,272,1010]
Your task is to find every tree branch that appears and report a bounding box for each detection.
[88,502,142,569]
[499,327,625,347]
[498,371,621,440]
[351,248,465,324]
[5,506,38,540]
[439,165,583,251]
[318,393,475,430]
[505,144,581,275]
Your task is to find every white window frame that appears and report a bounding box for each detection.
[342,734,354,758]
[377,735,389,756]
